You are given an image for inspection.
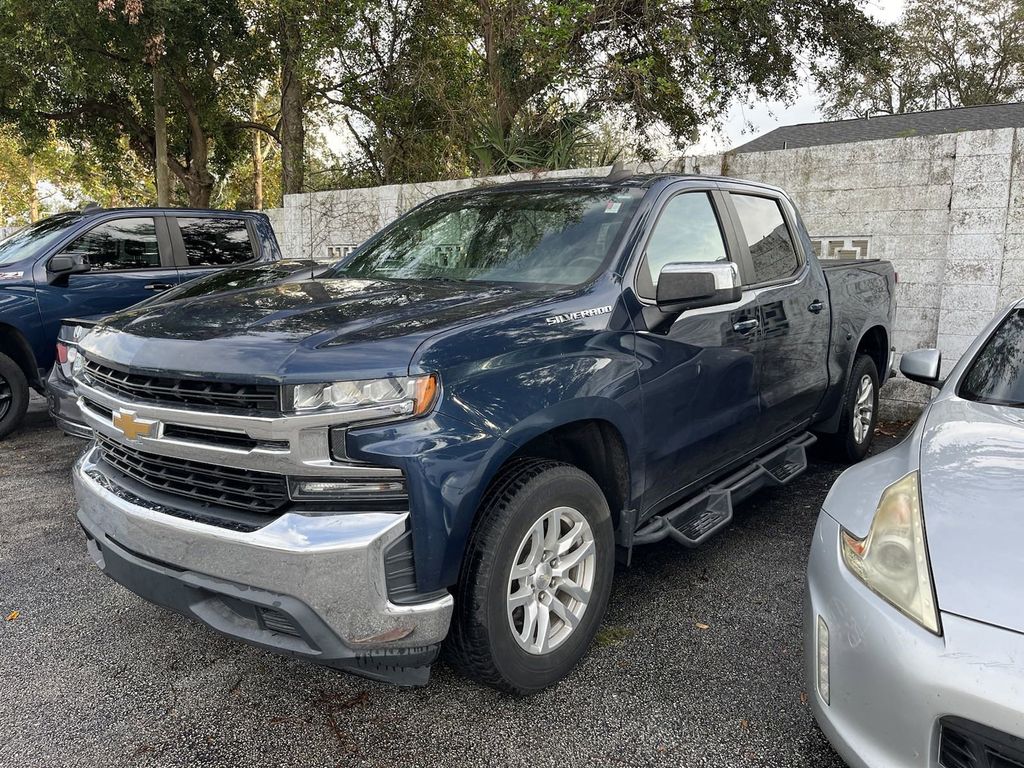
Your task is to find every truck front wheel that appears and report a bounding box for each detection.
[0,352,29,440]
[444,459,615,694]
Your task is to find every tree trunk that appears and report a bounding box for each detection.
[27,155,39,222]
[172,77,215,207]
[252,97,263,209]
[153,66,171,206]
[279,9,305,196]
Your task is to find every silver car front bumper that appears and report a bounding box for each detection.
[805,512,1024,768]
[75,446,453,684]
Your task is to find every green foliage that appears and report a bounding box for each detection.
[820,0,1024,119]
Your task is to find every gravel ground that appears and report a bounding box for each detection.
[0,394,906,768]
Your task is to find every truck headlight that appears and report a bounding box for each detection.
[840,471,941,634]
[288,373,438,420]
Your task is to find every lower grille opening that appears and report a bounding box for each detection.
[940,717,1024,768]
[96,434,288,514]
[258,607,303,637]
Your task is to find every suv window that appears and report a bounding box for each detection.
[641,192,728,295]
[178,217,254,267]
[729,194,800,284]
[64,217,160,272]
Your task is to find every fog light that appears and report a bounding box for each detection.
[817,615,830,705]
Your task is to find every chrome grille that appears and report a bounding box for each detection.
[84,359,280,413]
[96,434,288,514]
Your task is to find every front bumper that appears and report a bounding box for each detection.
[74,446,454,685]
[804,512,1024,768]
[46,369,91,439]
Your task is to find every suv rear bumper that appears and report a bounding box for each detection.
[74,446,454,685]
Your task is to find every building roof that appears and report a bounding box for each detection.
[732,102,1024,153]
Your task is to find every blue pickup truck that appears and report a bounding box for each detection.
[71,174,895,691]
[0,207,281,437]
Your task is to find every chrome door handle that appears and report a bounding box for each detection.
[145,282,174,291]
[808,299,824,314]
[733,318,759,334]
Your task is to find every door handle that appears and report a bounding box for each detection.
[145,282,174,291]
[732,318,759,334]
[808,299,824,314]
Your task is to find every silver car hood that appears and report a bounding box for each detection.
[919,397,1024,633]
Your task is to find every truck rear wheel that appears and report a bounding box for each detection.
[0,352,29,440]
[824,353,879,463]
[444,459,615,694]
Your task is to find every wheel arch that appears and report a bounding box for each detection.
[0,322,42,389]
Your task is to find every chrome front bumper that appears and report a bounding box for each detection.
[805,512,1024,768]
[75,446,453,684]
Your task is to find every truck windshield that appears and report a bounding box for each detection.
[0,213,81,266]
[960,308,1024,407]
[332,187,644,286]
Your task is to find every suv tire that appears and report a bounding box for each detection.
[0,352,29,440]
[444,459,615,694]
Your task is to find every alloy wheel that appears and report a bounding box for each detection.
[506,505,597,655]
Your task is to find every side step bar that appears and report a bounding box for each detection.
[631,431,817,548]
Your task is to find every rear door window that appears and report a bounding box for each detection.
[729,194,800,284]
[62,217,161,271]
[177,217,254,267]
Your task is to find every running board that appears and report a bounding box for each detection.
[631,432,817,549]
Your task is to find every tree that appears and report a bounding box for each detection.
[318,0,481,185]
[0,0,273,206]
[820,0,1024,119]
[466,0,886,158]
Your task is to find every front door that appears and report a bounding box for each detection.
[35,215,179,368]
[632,187,764,513]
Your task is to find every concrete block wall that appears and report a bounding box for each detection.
[265,128,1024,420]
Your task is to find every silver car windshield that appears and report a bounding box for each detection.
[960,308,1024,407]
[332,188,644,287]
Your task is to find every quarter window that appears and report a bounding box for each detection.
[63,218,160,272]
[730,194,800,284]
[641,192,728,294]
[178,218,254,267]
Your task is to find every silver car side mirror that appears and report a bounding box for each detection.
[900,348,943,388]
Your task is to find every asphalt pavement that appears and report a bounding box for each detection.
[0,394,905,767]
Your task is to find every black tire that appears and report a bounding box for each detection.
[0,352,29,440]
[823,354,879,463]
[444,459,615,694]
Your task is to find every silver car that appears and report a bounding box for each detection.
[805,300,1024,768]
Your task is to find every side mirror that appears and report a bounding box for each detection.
[47,252,91,283]
[656,261,742,312]
[899,348,943,388]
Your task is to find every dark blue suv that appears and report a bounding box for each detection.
[0,207,281,437]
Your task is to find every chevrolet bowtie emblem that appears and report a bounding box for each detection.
[111,409,158,441]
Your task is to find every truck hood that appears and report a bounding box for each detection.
[84,277,551,380]
[919,397,1024,633]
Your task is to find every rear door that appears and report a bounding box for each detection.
[631,183,765,511]
[168,214,261,285]
[34,214,178,359]
[721,187,829,440]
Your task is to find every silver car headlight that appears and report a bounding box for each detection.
[840,471,941,634]
[287,373,438,420]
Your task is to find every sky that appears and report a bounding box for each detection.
[691,0,906,153]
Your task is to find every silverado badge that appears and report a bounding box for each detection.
[111,409,158,442]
